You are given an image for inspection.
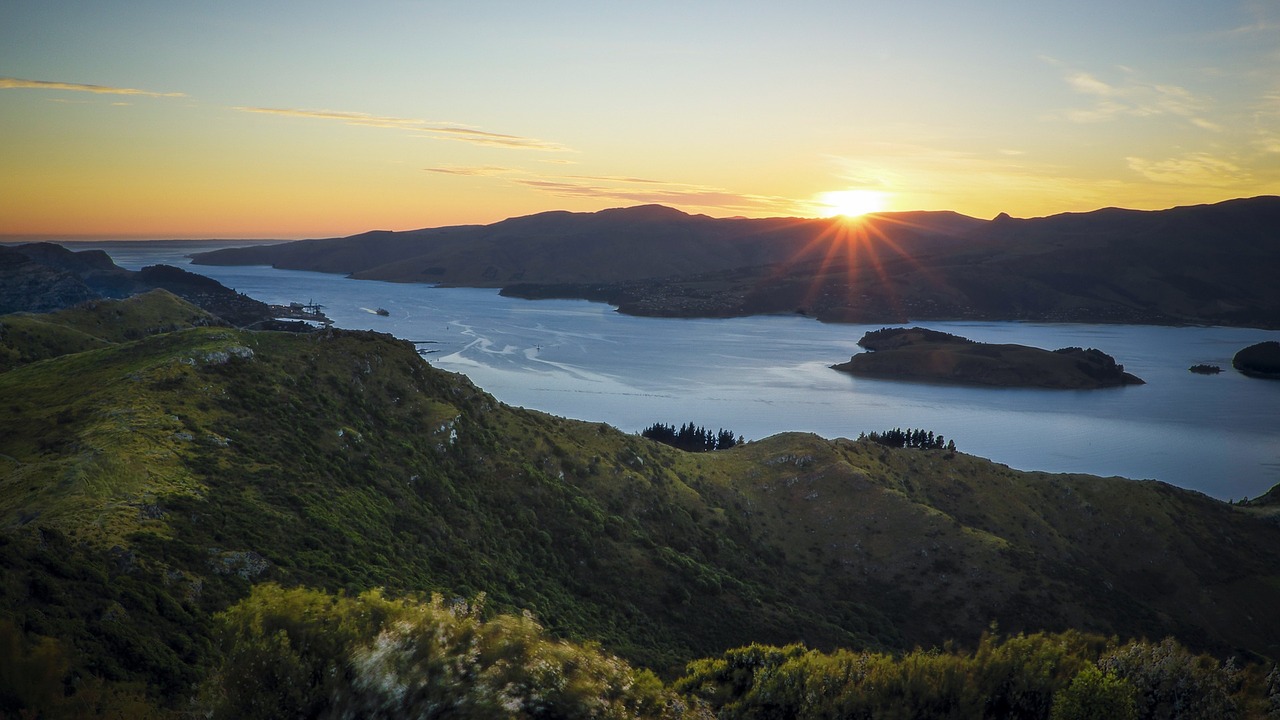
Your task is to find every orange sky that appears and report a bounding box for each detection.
[3,2,1279,239]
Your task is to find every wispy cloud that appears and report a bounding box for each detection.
[421,126,571,151]
[426,165,791,213]
[0,76,186,97]
[510,176,790,213]
[563,174,671,185]
[424,165,520,176]
[1250,88,1280,153]
[235,106,572,151]
[5,78,571,153]
[233,106,423,127]
[1208,1,1280,41]
[1045,62,1218,130]
[1126,153,1249,186]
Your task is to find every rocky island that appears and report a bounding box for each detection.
[832,327,1145,389]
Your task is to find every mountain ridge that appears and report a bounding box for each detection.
[192,196,1280,328]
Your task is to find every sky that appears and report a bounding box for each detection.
[2,0,1279,239]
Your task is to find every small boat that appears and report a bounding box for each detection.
[375,308,390,316]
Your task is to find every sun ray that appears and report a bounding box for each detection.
[761,211,963,321]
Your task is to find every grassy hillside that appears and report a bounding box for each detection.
[2,301,1280,711]
[0,289,219,372]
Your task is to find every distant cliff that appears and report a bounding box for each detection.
[194,197,1280,328]
[832,327,1145,389]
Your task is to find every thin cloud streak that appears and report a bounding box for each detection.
[426,165,792,213]
[235,106,572,151]
[511,177,790,213]
[233,106,427,127]
[0,76,186,97]
[425,166,520,176]
[1046,62,1218,129]
[1127,153,1249,187]
[563,175,671,185]
[420,126,572,151]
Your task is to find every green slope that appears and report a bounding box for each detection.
[0,289,219,372]
[2,311,1279,709]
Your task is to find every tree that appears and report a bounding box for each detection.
[1051,662,1137,720]
[860,427,952,451]
[1100,638,1242,720]
[642,421,741,452]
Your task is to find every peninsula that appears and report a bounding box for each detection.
[832,327,1145,389]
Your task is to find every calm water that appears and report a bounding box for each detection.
[84,241,1280,501]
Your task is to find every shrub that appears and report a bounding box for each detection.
[202,584,705,719]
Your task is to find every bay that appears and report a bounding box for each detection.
[85,241,1280,501]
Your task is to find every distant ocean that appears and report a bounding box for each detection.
[70,240,1280,501]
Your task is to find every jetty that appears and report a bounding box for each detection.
[268,300,333,326]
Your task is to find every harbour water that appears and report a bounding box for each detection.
[88,241,1280,501]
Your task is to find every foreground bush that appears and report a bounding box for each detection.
[674,631,1255,720]
[201,584,708,720]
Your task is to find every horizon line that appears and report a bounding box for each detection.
[4,194,1273,242]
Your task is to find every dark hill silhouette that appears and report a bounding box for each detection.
[193,205,985,286]
[193,197,1280,328]
[1233,340,1280,379]
[0,242,274,327]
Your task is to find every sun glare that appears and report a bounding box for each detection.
[818,190,889,218]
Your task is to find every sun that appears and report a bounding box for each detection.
[817,189,890,218]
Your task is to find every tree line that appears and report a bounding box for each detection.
[642,422,742,452]
[859,427,956,452]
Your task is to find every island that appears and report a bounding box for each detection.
[831,327,1145,389]
[1233,341,1280,379]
